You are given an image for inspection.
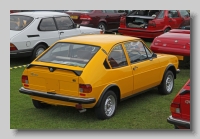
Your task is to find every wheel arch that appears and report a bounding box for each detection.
[164,64,177,79]
[95,84,120,108]
[33,41,49,50]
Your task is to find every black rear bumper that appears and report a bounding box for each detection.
[19,87,96,104]
[167,115,190,129]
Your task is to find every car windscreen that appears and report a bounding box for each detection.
[10,15,34,31]
[37,42,100,68]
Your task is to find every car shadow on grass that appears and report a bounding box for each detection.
[10,57,32,67]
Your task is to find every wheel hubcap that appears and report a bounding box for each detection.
[166,75,173,92]
[36,48,45,57]
[99,24,105,32]
[104,95,116,117]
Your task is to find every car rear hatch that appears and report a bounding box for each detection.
[25,62,83,97]
[179,80,190,121]
[66,10,93,24]
[153,33,190,50]
[121,10,160,29]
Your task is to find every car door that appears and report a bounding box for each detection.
[103,10,121,30]
[123,40,161,94]
[54,16,81,40]
[178,10,190,27]
[167,10,183,28]
[106,43,133,98]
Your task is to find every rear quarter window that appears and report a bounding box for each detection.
[10,15,34,31]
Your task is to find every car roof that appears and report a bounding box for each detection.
[10,11,69,18]
[58,34,140,51]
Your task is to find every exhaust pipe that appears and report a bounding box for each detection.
[75,103,87,113]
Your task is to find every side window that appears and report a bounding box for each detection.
[168,10,179,18]
[124,41,149,64]
[179,10,189,17]
[54,16,74,30]
[157,10,164,19]
[38,18,57,31]
[108,44,128,69]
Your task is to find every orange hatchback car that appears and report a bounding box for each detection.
[19,34,180,120]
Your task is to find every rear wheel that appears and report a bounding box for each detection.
[32,99,49,109]
[98,22,106,33]
[31,44,47,61]
[158,70,174,95]
[164,27,170,33]
[95,90,117,120]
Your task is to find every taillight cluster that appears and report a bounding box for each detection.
[170,103,180,114]
[80,14,92,20]
[10,43,18,51]
[79,84,92,96]
[120,16,126,26]
[22,75,29,87]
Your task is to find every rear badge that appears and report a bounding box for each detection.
[49,67,55,72]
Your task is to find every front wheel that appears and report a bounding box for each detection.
[95,90,117,120]
[158,70,174,95]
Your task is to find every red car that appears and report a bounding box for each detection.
[167,79,190,129]
[66,10,126,32]
[150,29,190,56]
[118,10,190,38]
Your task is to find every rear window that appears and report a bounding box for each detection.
[10,15,34,31]
[37,42,100,68]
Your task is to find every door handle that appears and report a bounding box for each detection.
[133,66,138,70]
[106,15,109,18]
[60,32,64,34]
[169,19,172,22]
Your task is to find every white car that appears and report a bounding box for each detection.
[10,11,103,60]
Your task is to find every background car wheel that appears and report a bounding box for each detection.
[32,99,49,109]
[164,27,170,33]
[31,44,47,61]
[158,70,174,95]
[95,90,117,120]
[98,22,107,33]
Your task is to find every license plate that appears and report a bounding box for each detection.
[70,15,78,19]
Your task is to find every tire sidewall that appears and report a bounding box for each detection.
[95,90,117,120]
[161,70,174,95]
[31,44,46,61]
[98,22,106,32]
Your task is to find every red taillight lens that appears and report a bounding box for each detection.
[170,103,180,113]
[22,75,29,87]
[79,84,92,93]
[10,43,18,51]
[80,14,92,20]
[148,21,156,27]
[120,16,126,25]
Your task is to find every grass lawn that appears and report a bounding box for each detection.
[10,67,190,129]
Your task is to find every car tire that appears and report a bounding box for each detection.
[164,27,170,33]
[95,90,117,120]
[98,22,107,33]
[31,44,47,61]
[32,99,49,109]
[158,70,174,95]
